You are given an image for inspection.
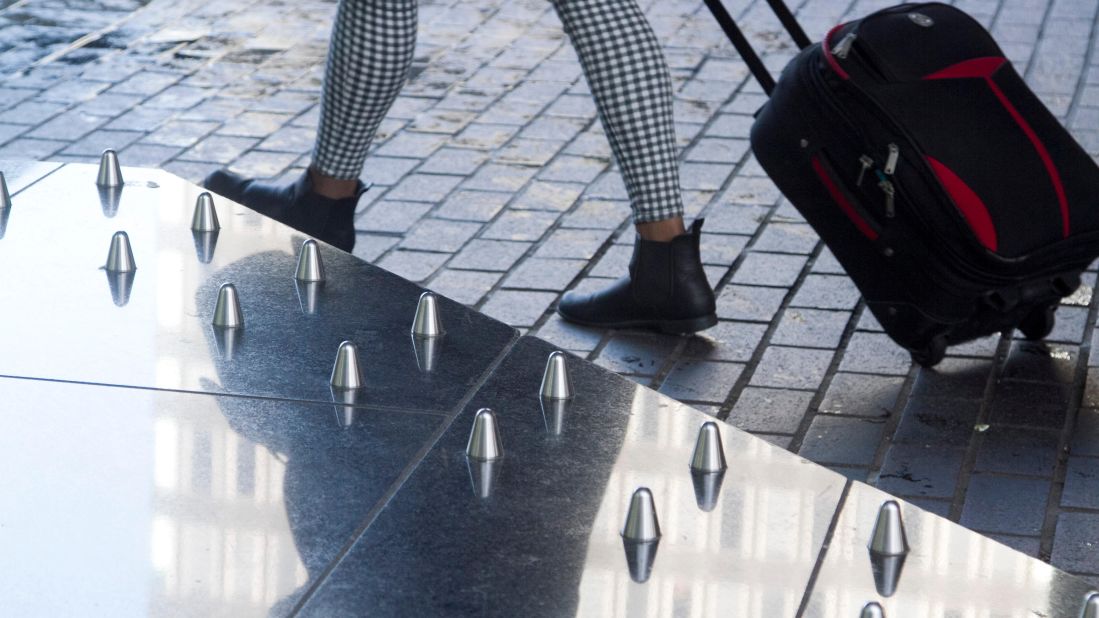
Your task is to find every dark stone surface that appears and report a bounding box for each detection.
[961,474,1051,535]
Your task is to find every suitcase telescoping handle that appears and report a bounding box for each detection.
[701,0,812,97]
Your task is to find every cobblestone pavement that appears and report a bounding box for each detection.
[5,0,1099,583]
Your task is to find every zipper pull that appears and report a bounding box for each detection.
[856,155,874,187]
[832,33,857,59]
[884,143,899,175]
[878,178,896,218]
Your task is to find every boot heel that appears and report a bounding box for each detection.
[658,313,718,334]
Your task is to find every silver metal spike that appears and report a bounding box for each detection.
[623,537,660,584]
[540,351,572,400]
[105,271,135,307]
[411,291,443,337]
[191,192,220,232]
[96,149,123,187]
[212,283,244,328]
[690,421,727,473]
[105,231,136,273]
[0,171,10,210]
[466,408,503,461]
[1082,592,1099,618]
[330,341,364,390]
[622,487,661,542]
[541,397,567,436]
[467,457,501,499]
[295,239,326,282]
[868,500,909,556]
[861,601,885,618]
[690,469,725,512]
[869,551,906,598]
[412,334,438,373]
[192,231,218,264]
[296,280,321,315]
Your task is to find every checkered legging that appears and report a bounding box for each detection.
[312,0,684,223]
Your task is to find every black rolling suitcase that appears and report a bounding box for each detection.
[704,0,1099,366]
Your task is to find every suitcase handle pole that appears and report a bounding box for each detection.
[702,0,776,96]
[764,0,812,50]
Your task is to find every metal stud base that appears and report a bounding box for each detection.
[212,283,244,328]
[466,408,503,461]
[105,231,136,273]
[96,149,123,187]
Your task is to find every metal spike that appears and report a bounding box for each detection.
[869,551,906,598]
[212,283,244,328]
[868,501,909,556]
[96,149,123,187]
[105,271,135,307]
[105,231,136,273]
[466,408,503,461]
[1082,592,1099,618]
[690,421,727,473]
[192,231,218,264]
[860,601,885,618]
[97,186,122,218]
[467,457,501,499]
[296,280,321,315]
[623,538,660,584]
[191,192,220,232]
[412,334,438,373]
[540,351,572,400]
[541,397,567,436]
[295,239,325,282]
[622,487,661,542]
[330,341,364,390]
[411,291,443,337]
[0,171,10,210]
[691,470,725,512]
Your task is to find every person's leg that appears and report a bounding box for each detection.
[552,0,716,333]
[204,0,417,252]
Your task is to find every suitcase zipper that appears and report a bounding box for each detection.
[884,143,899,175]
[856,155,874,186]
[832,33,856,59]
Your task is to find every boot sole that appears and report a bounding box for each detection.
[557,310,718,335]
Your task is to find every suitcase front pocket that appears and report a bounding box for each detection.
[809,152,882,241]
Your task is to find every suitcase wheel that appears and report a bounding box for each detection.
[910,335,947,368]
[1018,304,1057,340]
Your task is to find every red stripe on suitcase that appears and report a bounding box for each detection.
[810,154,878,240]
[821,24,851,80]
[924,56,1070,238]
[926,155,998,251]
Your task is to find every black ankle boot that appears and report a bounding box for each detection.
[558,219,717,334]
[203,169,370,253]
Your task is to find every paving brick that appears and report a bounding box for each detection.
[585,171,628,200]
[426,269,502,306]
[105,106,176,133]
[1000,341,1079,384]
[534,228,611,260]
[749,346,834,390]
[375,250,450,283]
[961,475,1050,535]
[948,334,1002,358]
[218,112,293,138]
[789,274,860,310]
[974,426,1060,477]
[463,163,538,193]
[683,320,767,362]
[1061,457,1099,509]
[658,360,744,403]
[716,284,786,326]
[27,109,109,141]
[704,203,770,235]
[532,313,604,353]
[118,143,181,167]
[108,71,180,96]
[819,373,904,418]
[909,357,992,400]
[799,415,885,466]
[894,397,981,447]
[502,257,586,291]
[770,308,850,349]
[0,138,65,160]
[511,180,584,212]
[1052,512,1099,573]
[988,534,1042,558]
[727,387,814,434]
[179,135,258,165]
[904,498,951,519]
[731,252,807,287]
[452,123,521,150]
[679,162,731,191]
[560,199,630,229]
[226,151,299,178]
[987,381,1071,429]
[397,219,481,252]
[705,113,753,138]
[839,332,913,375]
[751,223,819,255]
[449,239,531,271]
[721,175,782,205]
[480,290,556,327]
[144,120,219,148]
[61,129,142,156]
[594,333,677,376]
[700,233,747,266]
[810,248,847,275]
[752,433,794,450]
[419,147,488,175]
[435,190,511,221]
[1042,305,1089,343]
[351,234,400,263]
[877,445,964,499]
[144,84,210,109]
[385,173,463,203]
[685,138,750,164]
[356,201,432,234]
[538,155,607,184]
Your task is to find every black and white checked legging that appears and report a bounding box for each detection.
[312,0,684,223]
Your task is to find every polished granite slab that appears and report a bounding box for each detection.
[0,163,515,411]
[296,335,850,617]
[802,482,1097,617]
[0,375,445,617]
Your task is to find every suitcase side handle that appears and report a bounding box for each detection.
[701,0,813,96]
